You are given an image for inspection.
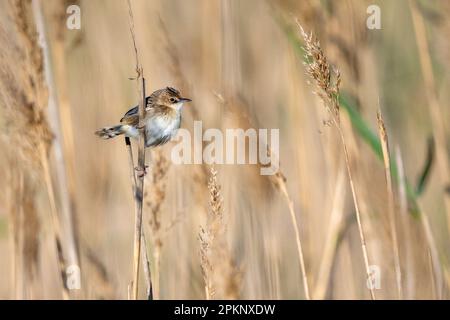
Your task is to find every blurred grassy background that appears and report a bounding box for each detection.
[0,0,449,299]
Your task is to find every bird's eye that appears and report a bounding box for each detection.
[170,97,177,103]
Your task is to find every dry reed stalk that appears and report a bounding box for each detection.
[271,171,311,300]
[141,230,153,300]
[297,21,376,300]
[125,137,153,300]
[39,141,72,299]
[48,0,81,247]
[199,167,241,300]
[127,0,147,300]
[409,0,450,233]
[376,110,403,299]
[33,0,81,298]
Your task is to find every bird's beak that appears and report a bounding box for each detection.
[180,97,192,103]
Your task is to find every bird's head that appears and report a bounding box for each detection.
[148,87,191,111]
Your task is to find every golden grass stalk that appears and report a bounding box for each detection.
[271,171,311,300]
[377,109,402,299]
[127,0,147,300]
[409,0,450,233]
[199,167,241,300]
[297,21,376,300]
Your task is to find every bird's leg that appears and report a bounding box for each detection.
[135,165,149,177]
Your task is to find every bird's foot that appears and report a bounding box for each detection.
[135,165,149,178]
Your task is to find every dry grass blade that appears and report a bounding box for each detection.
[271,171,311,300]
[377,109,402,299]
[297,20,375,300]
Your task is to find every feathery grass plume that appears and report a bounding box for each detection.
[0,0,57,298]
[298,22,341,125]
[199,167,241,300]
[297,20,376,300]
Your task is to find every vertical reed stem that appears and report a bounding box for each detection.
[277,180,310,300]
[125,137,153,300]
[126,0,147,299]
[337,127,376,300]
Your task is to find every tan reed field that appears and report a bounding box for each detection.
[0,0,449,300]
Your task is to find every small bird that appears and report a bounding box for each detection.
[95,87,191,147]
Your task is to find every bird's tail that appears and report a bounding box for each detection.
[95,125,124,139]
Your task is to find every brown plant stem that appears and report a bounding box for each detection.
[337,126,376,300]
[125,137,153,300]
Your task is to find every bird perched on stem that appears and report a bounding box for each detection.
[95,87,191,147]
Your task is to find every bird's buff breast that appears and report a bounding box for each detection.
[144,113,181,147]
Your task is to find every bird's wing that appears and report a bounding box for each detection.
[120,96,153,125]
[120,106,139,125]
